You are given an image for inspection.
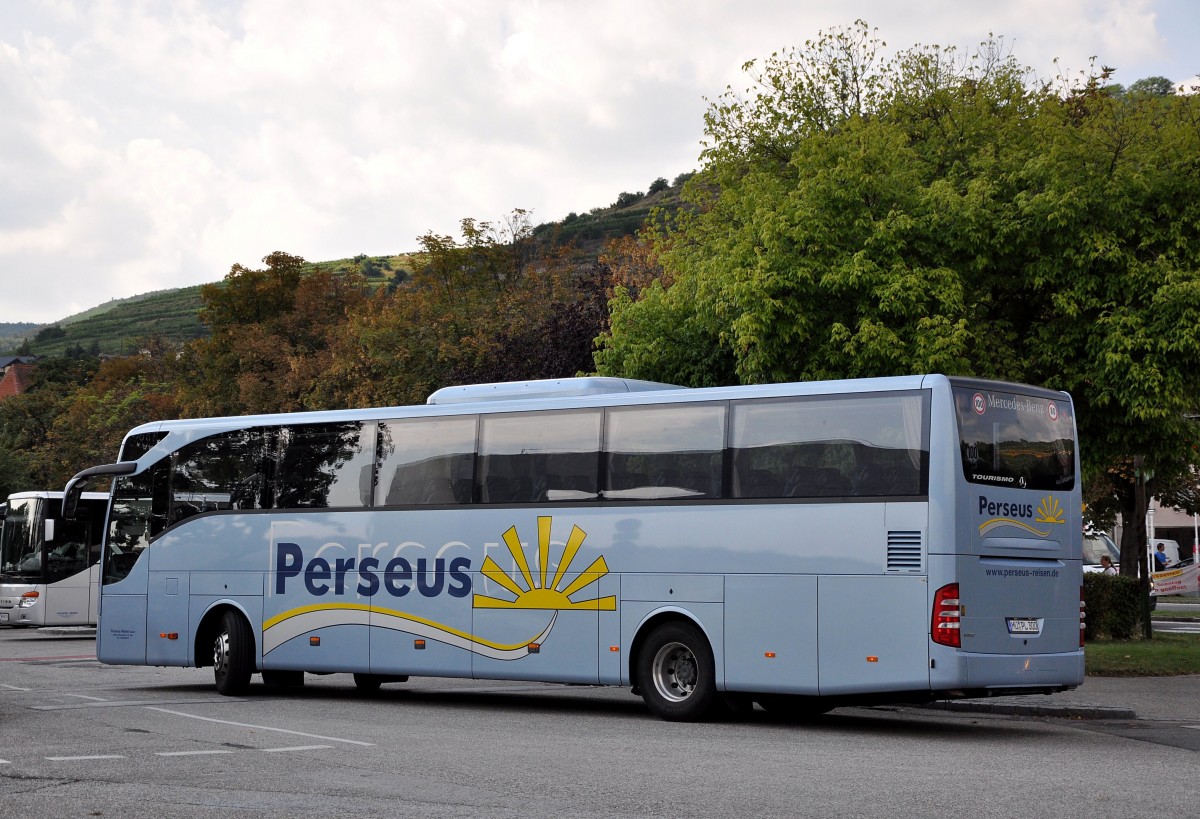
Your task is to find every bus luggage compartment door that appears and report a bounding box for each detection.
[817,575,929,695]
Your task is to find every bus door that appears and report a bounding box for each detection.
[97,473,162,665]
[42,505,94,626]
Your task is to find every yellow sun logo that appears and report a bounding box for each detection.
[1035,495,1065,525]
[473,516,616,611]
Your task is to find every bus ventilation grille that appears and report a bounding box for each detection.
[886,531,924,573]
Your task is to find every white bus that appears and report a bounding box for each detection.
[0,490,109,627]
[64,374,1084,721]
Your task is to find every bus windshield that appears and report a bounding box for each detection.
[0,498,39,579]
[954,386,1075,491]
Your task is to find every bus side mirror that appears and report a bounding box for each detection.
[62,461,138,519]
[44,519,55,543]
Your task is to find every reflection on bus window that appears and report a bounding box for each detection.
[275,422,375,509]
[376,416,476,506]
[730,393,928,499]
[604,403,725,500]
[479,410,601,503]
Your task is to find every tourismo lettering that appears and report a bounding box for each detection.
[274,542,472,599]
[978,496,1034,519]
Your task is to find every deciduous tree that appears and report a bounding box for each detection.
[595,21,1200,576]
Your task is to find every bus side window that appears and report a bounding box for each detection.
[478,410,601,505]
[732,393,927,500]
[603,403,725,501]
[275,422,375,510]
[376,416,477,507]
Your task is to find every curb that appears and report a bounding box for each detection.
[922,700,1137,720]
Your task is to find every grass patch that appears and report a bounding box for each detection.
[1086,632,1200,676]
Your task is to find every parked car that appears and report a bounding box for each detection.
[1083,532,1120,574]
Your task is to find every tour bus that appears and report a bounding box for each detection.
[0,490,109,627]
[63,374,1084,721]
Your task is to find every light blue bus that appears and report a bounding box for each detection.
[63,374,1084,721]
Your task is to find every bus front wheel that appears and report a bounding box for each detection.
[213,611,253,696]
[636,621,718,722]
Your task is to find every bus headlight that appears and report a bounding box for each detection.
[18,591,39,608]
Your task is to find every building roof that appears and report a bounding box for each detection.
[0,361,35,401]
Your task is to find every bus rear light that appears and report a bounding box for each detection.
[931,583,961,648]
[1080,587,1086,647]
[18,591,40,608]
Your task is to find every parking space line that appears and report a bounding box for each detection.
[63,693,108,701]
[144,707,375,747]
[0,759,10,764]
[261,745,334,753]
[46,755,125,761]
[0,683,30,691]
[32,697,245,711]
[155,750,235,757]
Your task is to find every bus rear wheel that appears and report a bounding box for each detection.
[636,621,718,722]
[213,610,253,696]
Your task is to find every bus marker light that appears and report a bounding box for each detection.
[414,639,426,650]
[764,652,776,659]
[528,643,540,654]
[309,636,321,646]
[159,632,178,640]
[866,656,878,663]
[609,646,620,652]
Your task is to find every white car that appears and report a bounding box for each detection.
[1083,531,1120,574]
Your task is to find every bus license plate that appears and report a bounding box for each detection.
[1007,618,1039,634]
[0,612,8,622]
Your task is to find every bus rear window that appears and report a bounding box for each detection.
[953,386,1075,491]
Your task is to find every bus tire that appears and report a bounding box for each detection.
[636,621,718,722]
[213,610,253,696]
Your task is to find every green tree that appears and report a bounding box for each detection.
[317,210,602,407]
[1125,75,1176,96]
[595,21,1200,577]
[178,252,370,415]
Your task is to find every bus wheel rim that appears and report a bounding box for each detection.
[651,641,698,703]
[214,632,230,675]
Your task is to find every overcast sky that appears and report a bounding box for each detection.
[2,0,1197,325]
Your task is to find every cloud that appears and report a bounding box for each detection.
[0,0,1192,324]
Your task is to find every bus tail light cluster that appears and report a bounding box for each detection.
[18,590,40,608]
[931,583,961,648]
[1080,586,1086,647]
